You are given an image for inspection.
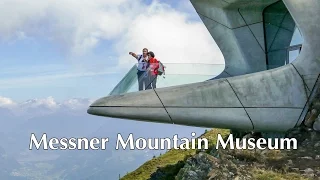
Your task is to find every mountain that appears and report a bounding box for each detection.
[0,96,206,179]
[0,107,20,132]
[0,146,25,180]
[9,97,93,118]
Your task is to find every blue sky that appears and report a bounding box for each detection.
[0,34,120,101]
[0,0,224,102]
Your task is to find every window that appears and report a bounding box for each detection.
[263,1,304,69]
[290,27,303,46]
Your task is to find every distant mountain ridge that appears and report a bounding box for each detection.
[0,96,94,118]
[0,95,206,180]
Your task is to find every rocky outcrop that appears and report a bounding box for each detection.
[314,116,320,131]
[147,87,320,180]
[175,88,320,180]
[304,85,320,131]
[175,127,320,180]
[149,160,186,180]
[175,153,220,180]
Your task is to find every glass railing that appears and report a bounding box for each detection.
[109,63,225,96]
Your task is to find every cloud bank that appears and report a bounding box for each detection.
[116,1,225,66]
[0,0,224,64]
[0,96,92,113]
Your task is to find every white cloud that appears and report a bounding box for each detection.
[0,96,16,107]
[0,0,143,55]
[116,1,225,68]
[62,98,93,109]
[10,96,87,118]
[21,96,59,109]
[0,96,93,118]
[0,0,224,63]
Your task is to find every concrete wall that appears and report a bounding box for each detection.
[190,0,279,78]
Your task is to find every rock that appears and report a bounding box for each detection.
[315,141,320,148]
[314,101,320,110]
[287,127,301,136]
[242,133,255,139]
[207,169,219,180]
[313,115,320,131]
[287,160,293,166]
[305,111,311,122]
[150,161,185,180]
[306,127,314,132]
[222,172,228,177]
[291,168,300,173]
[300,156,313,160]
[176,153,219,180]
[303,168,314,173]
[316,155,320,160]
[301,139,310,146]
[187,171,197,177]
[302,168,315,178]
[261,149,269,155]
[310,131,318,140]
[305,109,318,127]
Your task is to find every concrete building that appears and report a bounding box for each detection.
[87,0,320,132]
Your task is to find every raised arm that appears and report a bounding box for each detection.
[129,52,138,59]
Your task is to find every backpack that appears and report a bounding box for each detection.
[157,61,165,76]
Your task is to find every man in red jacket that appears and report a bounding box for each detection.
[146,51,159,89]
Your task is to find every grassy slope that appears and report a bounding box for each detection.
[120,128,230,180]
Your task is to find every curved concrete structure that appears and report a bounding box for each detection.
[88,0,320,132]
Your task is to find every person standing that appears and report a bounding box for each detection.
[129,48,149,91]
[146,51,159,89]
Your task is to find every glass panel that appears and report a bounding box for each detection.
[263,0,297,70]
[290,27,303,46]
[265,23,280,51]
[263,1,287,26]
[289,49,300,63]
[269,28,294,51]
[281,12,295,30]
[109,63,225,96]
[108,65,138,96]
[267,49,287,69]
